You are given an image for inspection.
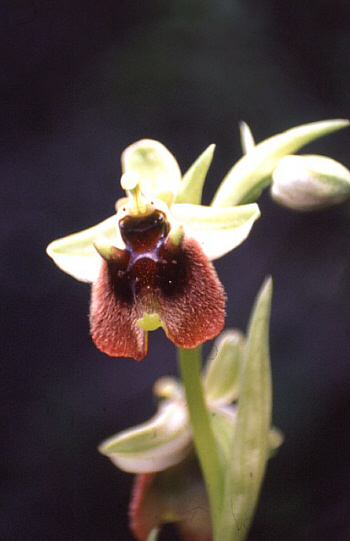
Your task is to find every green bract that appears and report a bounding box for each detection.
[219,278,277,540]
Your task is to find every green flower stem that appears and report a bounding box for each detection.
[178,346,224,540]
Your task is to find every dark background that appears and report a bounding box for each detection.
[2,1,350,540]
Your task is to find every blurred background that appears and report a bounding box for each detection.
[2,1,350,540]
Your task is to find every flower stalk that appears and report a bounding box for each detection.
[178,345,224,540]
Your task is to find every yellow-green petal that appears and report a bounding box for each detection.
[171,202,260,260]
[212,119,349,206]
[121,139,182,206]
[46,215,118,282]
[98,400,192,473]
[175,144,216,205]
[203,329,245,406]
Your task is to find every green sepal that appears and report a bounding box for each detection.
[171,202,260,260]
[98,400,192,473]
[175,144,216,205]
[46,215,118,282]
[121,139,182,206]
[212,119,349,206]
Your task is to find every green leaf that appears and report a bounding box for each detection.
[121,139,182,206]
[175,144,216,205]
[203,329,245,406]
[46,215,118,282]
[98,400,192,473]
[212,119,349,206]
[218,277,273,541]
[171,202,260,260]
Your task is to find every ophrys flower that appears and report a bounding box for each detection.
[47,139,260,360]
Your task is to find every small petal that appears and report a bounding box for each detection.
[129,455,211,541]
[203,330,245,406]
[212,119,349,206]
[98,400,192,473]
[270,154,350,211]
[175,144,216,205]
[46,215,118,282]
[166,224,184,246]
[171,203,260,260]
[90,259,147,361]
[121,139,182,206]
[156,235,226,348]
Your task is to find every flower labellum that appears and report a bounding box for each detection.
[90,195,226,360]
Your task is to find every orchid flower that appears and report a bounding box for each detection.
[47,139,260,360]
[98,316,283,541]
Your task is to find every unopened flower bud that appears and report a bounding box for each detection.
[270,154,350,211]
